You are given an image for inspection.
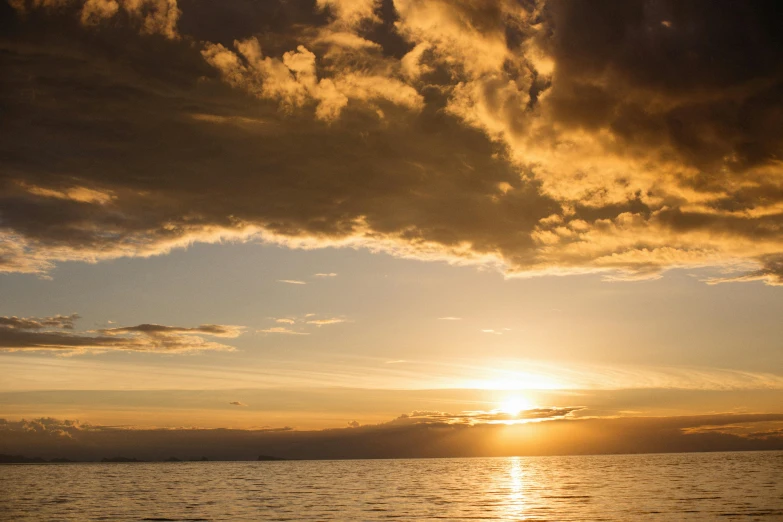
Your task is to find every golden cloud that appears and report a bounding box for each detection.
[1,0,781,284]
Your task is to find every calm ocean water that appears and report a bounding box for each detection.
[1,451,781,520]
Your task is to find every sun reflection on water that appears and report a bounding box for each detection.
[505,456,528,517]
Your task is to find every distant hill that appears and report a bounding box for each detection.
[101,457,144,463]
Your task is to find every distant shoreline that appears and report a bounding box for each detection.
[2,448,782,464]
[0,454,289,464]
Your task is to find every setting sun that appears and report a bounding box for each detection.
[499,396,536,416]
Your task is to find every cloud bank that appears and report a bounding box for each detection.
[2,413,783,461]
[1,0,782,283]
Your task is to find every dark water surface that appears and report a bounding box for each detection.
[1,451,781,520]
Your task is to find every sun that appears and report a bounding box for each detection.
[498,396,535,416]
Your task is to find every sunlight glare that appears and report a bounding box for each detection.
[499,396,535,416]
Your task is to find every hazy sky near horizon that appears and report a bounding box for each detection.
[1,0,783,449]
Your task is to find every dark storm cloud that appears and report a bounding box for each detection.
[0,313,243,353]
[1,0,554,275]
[1,0,782,282]
[537,0,783,170]
[1,413,782,461]
[520,1,783,281]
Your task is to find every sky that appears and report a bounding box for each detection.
[1,0,782,459]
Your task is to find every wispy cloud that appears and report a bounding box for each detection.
[438,317,462,321]
[313,273,338,277]
[257,327,309,335]
[306,318,346,327]
[277,280,307,285]
[0,314,243,354]
[265,315,349,331]
[103,323,243,338]
[0,314,80,330]
[480,328,512,335]
[229,401,247,406]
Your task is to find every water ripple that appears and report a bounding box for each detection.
[0,451,781,520]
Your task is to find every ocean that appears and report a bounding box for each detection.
[1,451,781,520]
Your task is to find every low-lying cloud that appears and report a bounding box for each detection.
[389,406,583,425]
[2,413,782,461]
